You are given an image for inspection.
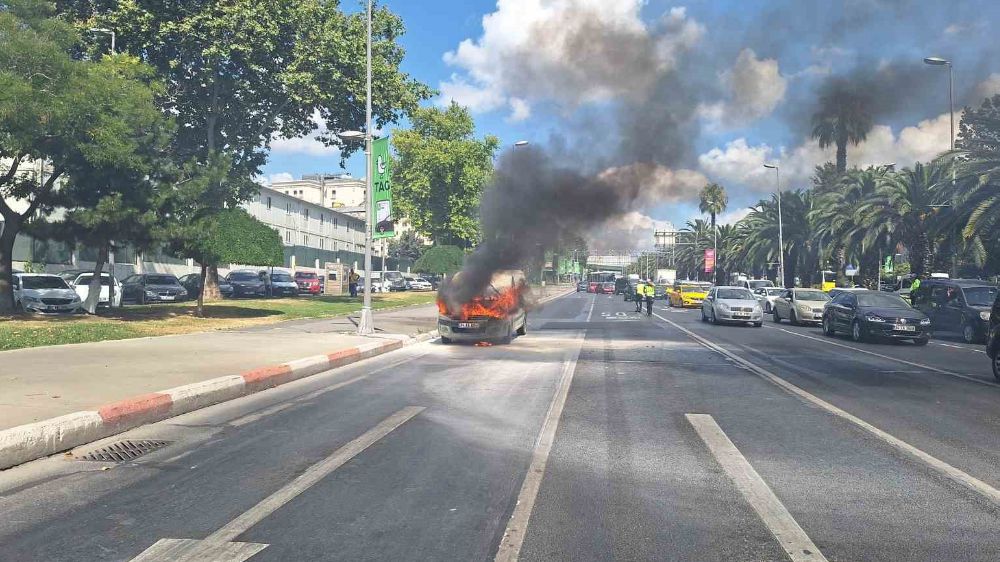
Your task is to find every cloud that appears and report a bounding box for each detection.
[270,111,344,157]
[717,207,753,226]
[598,162,708,206]
[589,211,674,252]
[438,1,703,120]
[973,73,1000,104]
[255,172,295,187]
[698,48,787,128]
[698,113,953,192]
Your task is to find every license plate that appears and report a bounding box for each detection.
[160,295,175,301]
[458,322,480,329]
[893,324,915,332]
[732,313,750,319]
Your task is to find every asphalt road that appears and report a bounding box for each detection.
[2,291,1000,561]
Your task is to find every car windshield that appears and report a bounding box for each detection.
[384,272,403,280]
[229,272,258,281]
[272,274,294,282]
[145,275,178,285]
[857,293,909,308]
[76,275,112,286]
[20,276,69,290]
[963,286,997,307]
[718,288,753,300]
[748,280,774,289]
[795,290,830,301]
[296,273,318,279]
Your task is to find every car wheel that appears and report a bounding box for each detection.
[139,292,146,306]
[913,337,929,346]
[754,322,763,328]
[822,315,835,336]
[441,336,452,344]
[962,322,977,344]
[993,347,1000,382]
[851,320,866,343]
[701,309,707,322]
[710,309,718,324]
[772,309,781,323]
[764,302,771,313]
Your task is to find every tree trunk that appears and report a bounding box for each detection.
[197,262,207,318]
[84,245,108,315]
[203,264,222,302]
[836,141,847,174]
[0,220,17,314]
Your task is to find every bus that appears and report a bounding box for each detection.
[587,271,617,293]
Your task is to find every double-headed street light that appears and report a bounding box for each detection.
[923,56,954,150]
[763,163,785,287]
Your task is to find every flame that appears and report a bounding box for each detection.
[438,284,525,321]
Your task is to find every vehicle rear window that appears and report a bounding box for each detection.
[384,272,403,280]
[20,276,69,290]
[296,273,318,279]
[963,286,998,307]
[718,288,753,300]
[749,280,774,289]
[857,293,909,308]
[145,275,178,285]
[272,273,294,282]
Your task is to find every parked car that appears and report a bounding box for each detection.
[225,270,267,298]
[12,273,83,314]
[267,271,299,297]
[739,279,775,291]
[986,291,1000,381]
[753,287,786,313]
[382,270,407,291]
[121,273,189,304]
[178,273,233,299]
[911,278,997,343]
[56,269,89,284]
[577,280,588,292]
[601,281,616,294]
[294,271,322,295]
[614,277,630,295]
[701,286,763,327]
[822,290,929,345]
[407,276,434,291]
[423,274,444,290]
[71,272,123,308]
[771,288,831,325]
[587,281,600,293]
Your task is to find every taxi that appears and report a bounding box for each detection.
[669,281,712,308]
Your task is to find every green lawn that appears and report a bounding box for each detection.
[0,292,437,352]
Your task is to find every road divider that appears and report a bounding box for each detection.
[686,414,827,562]
[655,313,1000,510]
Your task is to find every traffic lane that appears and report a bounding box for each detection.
[520,300,788,562]
[0,326,585,562]
[662,307,1000,495]
[527,295,1000,561]
[529,291,594,325]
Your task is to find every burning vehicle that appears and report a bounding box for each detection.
[437,270,528,344]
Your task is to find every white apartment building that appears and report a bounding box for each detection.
[270,173,366,209]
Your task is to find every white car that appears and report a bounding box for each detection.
[407,277,433,291]
[12,273,83,314]
[70,272,122,308]
[701,286,764,327]
[753,287,786,313]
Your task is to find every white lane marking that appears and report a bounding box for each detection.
[686,414,827,562]
[586,294,596,322]
[771,326,999,389]
[495,332,585,562]
[131,407,425,561]
[932,341,986,353]
[655,313,1000,509]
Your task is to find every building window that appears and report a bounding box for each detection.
[304,208,310,221]
[284,230,291,243]
[303,234,309,246]
[320,214,325,225]
[334,217,338,229]
[266,196,271,210]
[319,238,324,250]
[286,202,291,214]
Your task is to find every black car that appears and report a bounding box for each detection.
[985,292,1000,381]
[911,279,997,343]
[822,289,930,344]
[267,271,300,297]
[178,273,234,299]
[226,270,267,298]
[121,273,189,304]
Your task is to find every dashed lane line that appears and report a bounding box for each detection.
[687,414,827,562]
[654,312,1000,511]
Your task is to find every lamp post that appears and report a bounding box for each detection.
[88,28,116,54]
[336,0,374,335]
[923,57,954,150]
[763,163,785,287]
[514,140,530,147]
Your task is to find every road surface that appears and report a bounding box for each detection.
[2,291,1000,561]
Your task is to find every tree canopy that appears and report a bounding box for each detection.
[414,245,465,275]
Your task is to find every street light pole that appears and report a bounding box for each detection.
[357,0,374,335]
[764,163,785,287]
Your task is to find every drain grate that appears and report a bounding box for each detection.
[78,439,170,462]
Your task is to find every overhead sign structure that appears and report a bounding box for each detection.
[371,137,395,239]
[845,264,859,276]
[704,249,716,273]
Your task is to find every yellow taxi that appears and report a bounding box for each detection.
[669,281,712,308]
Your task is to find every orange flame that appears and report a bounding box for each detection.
[438,284,525,321]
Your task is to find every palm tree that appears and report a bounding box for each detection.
[810,166,888,283]
[739,190,813,287]
[675,219,713,281]
[699,183,728,283]
[811,79,874,173]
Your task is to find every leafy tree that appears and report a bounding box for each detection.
[811,79,874,173]
[810,166,887,283]
[392,103,499,246]
[674,219,713,281]
[414,245,465,276]
[387,231,425,262]
[58,0,431,299]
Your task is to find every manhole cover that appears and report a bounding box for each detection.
[78,439,170,462]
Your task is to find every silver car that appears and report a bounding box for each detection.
[771,288,831,325]
[701,286,764,327]
[753,287,786,313]
[12,273,83,314]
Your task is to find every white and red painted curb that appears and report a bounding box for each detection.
[0,332,436,471]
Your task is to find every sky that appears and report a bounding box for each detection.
[263,0,1000,250]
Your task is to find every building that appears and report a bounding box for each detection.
[269,173,366,209]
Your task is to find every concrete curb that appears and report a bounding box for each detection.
[0,331,437,471]
[0,287,571,471]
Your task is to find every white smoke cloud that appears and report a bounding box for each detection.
[598,162,709,206]
[438,1,704,119]
[589,211,674,252]
[698,48,787,128]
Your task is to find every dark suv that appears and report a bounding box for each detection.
[985,291,1000,381]
[912,279,997,343]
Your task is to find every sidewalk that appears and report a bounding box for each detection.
[0,304,439,430]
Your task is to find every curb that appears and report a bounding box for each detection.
[0,331,437,471]
[0,287,571,471]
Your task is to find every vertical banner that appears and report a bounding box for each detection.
[704,248,716,273]
[371,137,395,239]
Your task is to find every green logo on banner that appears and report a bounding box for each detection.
[371,137,394,239]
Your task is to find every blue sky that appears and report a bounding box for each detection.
[263,0,1000,244]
